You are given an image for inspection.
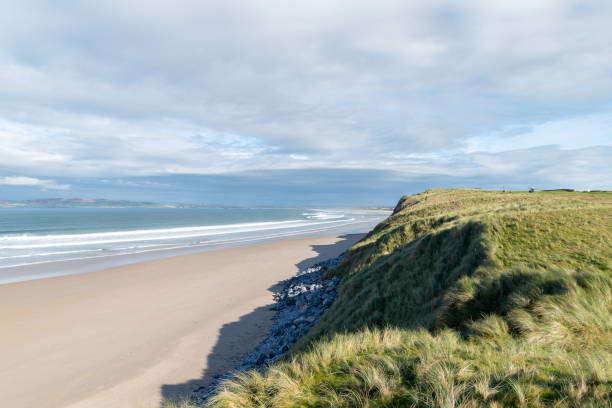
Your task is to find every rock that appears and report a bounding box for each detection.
[322,268,335,281]
[295,295,307,309]
[194,253,345,405]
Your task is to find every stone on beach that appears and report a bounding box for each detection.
[193,254,344,404]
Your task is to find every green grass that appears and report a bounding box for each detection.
[205,189,612,407]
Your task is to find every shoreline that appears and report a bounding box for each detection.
[0,233,365,408]
[0,219,382,285]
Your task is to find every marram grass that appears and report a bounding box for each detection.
[202,189,612,407]
[210,327,611,407]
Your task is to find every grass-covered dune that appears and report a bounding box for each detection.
[204,189,612,407]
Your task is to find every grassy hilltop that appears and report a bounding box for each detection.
[198,189,612,407]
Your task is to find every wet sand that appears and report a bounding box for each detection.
[0,233,363,408]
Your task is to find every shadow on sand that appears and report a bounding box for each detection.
[160,233,364,403]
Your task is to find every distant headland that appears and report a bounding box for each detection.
[0,198,210,208]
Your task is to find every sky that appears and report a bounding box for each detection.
[0,1,611,206]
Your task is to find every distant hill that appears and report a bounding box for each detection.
[0,198,205,208]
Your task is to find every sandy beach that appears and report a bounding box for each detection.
[0,233,364,408]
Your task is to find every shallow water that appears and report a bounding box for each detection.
[0,207,387,283]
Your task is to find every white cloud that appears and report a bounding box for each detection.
[0,176,70,190]
[464,113,612,153]
[0,1,610,189]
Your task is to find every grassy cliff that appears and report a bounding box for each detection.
[207,189,612,407]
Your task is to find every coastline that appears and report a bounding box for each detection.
[0,233,365,408]
[0,216,386,285]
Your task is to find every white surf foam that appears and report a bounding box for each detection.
[0,218,365,269]
[302,211,345,220]
[0,219,349,250]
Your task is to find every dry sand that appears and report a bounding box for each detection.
[0,233,363,408]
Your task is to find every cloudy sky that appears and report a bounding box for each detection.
[0,1,610,205]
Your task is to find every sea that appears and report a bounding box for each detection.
[0,207,388,284]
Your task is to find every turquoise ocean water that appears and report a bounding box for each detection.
[0,207,387,283]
